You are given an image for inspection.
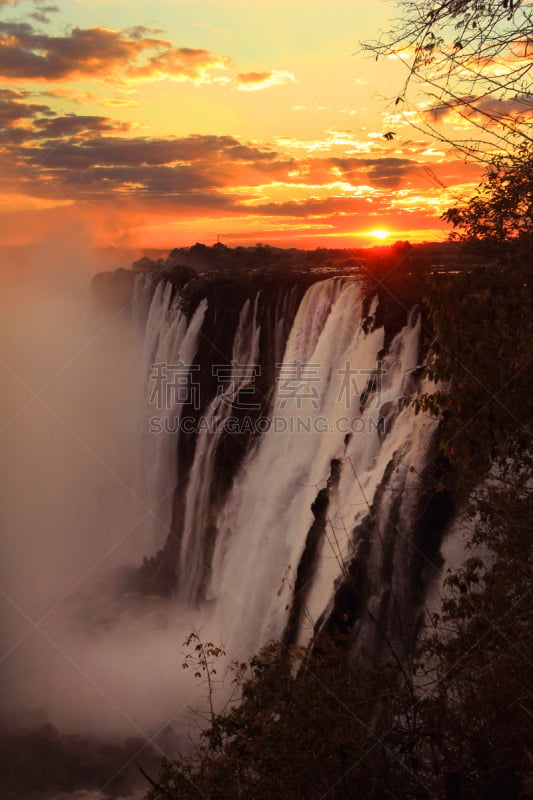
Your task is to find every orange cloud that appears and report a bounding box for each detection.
[237,70,295,91]
[427,93,533,127]
[102,97,141,108]
[0,22,230,84]
[126,47,230,84]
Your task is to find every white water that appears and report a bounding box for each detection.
[133,281,207,554]
[203,279,438,660]
[177,293,262,601]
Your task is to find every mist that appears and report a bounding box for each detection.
[0,236,211,750]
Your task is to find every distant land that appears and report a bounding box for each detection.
[0,240,470,282]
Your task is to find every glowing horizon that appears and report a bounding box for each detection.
[0,0,486,253]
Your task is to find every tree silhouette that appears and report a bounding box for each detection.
[364,0,533,162]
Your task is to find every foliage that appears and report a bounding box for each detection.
[412,457,533,799]
[363,0,533,160]
[180,631,226,721]
[413,254,532,477]
[442,145,533,253]
[145,638,418,800]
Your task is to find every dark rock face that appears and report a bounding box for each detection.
[284,458,343,648]
[320,443,455,661]
[91,264,199,318]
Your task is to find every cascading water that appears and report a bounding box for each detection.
[177,293,262,602]
[130,270,446,665]
[133,277,207,556]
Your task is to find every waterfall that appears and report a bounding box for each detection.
[131,271,444,664]
[133,277,207,555]
[177,293,262,602]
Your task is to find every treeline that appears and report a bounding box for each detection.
[130,240,467,277]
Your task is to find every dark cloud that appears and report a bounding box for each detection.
[0,22,149,80]
[59,164,223,194]
[328,156,415,188]
[0,88,50,126]
[138,190,237,211]
[0,128,286,210]
[0,87,459,230]
[30,6,60,25]
[17,134,281,169]
[427,95,477,122]
[0,22,229,82]
[427,93,533,125]
[0,119,427,215]
[32,114,132,138]
[284,155,418,190]
[246,196,372,217]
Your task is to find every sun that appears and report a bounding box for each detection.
[369,229,390,241]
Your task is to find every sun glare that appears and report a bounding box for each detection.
[369,229,390,241]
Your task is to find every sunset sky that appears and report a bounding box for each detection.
[0,0,485,251]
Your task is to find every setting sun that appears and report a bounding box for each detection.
[369,229,390,241]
